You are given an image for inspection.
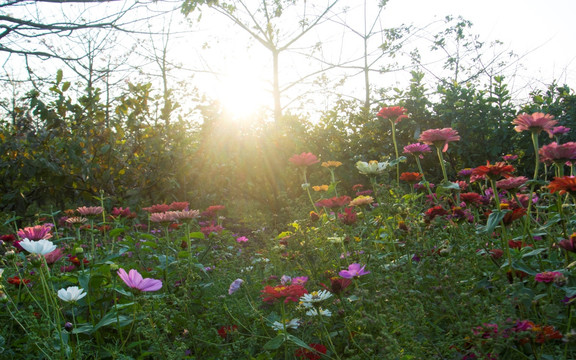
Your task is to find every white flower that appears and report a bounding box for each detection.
[19,238,57,255]
[57,286,87,302]
[305,307,332,317]
[271,318,300,331]
[299,290,332,307]
[355,160,390,176]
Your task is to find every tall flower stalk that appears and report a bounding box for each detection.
[289,152,320,212]
[377,106,408,185]
[418,128,460,184]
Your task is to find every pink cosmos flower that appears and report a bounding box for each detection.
[377,106,408,123]
[403,143,432,159]
[538,142,576,165]
[418,128,460,152]
[512,112,558,138]
[17,224,53,240]
[338,263,370,279]
[77,206,104,216]
[117,268,163,292]
[289,152,320,167]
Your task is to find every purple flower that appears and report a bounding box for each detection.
[403,142,432,159]
[280,275,291,285]
[117,268,163,292]
[228,278,244,295]
[236,236,249,243]
[291,276,308,285]
[338,263,370,279]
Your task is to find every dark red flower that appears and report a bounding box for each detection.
[294,343,328,360]
[320,276,352,295]
[425,205,447,221]
[377,106,408,123]
[8,276,31,286]
[217,325,238,339]
[558,233,576,253]
[338,207,357,225]
[0,234,16,243]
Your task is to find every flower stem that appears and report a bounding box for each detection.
[435,146,449,183]
[390,119,400,185]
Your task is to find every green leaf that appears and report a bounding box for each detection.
[56,69,63,84]
[476,210,508,234]
[263,335,285,350]
[287,334,311,349]
[109,227,127,238]
[189,231,205,239]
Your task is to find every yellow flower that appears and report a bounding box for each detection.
[321,161,342,168]
[312,185,329,192]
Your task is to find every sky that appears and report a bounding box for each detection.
[2,0,576,120]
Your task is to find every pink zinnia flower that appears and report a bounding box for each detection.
[149,212,176,223]
[44,248,64,265]
[403,143,432,159]
[292,276,308,285]
[77,206,104,216]
[17,224,53,240]
[289,152,320,167]
[418,128,460,152]
[377,106,408,123]
[538,142,576,165]
[534,271,564,284]
[338,263,370,279]
[142,204,171,213]
[236,236,249,243]
[512,112,558,138]
[111,207,136,219]
[502,154,519,162]
[170,209,200,221]
[117,268,163,292]
[496,176,529,191]
[551,126,571,136]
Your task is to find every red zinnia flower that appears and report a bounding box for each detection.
[315,196,351,209]
[548,176,576,196]
[261,284,308,304]
[142,204,171,213]
[217,325,238,339]
[460,192,484,206]
[399,172,423,183]
[338,207,357,225]
[289,152,320,167]
[558,233,576,253]
[169,201,189,211]
[111,207,137,219]
[513,112,558,137]
[377,106,408,123]
[418,128,460,152]
[8,276,31,286]
[472,162,515,180]
[294,343,328,360]
[425,205,447,221]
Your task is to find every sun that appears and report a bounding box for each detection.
[213,72,271,121]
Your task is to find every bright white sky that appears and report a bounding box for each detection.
[2,0,575,120]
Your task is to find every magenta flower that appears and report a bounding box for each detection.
[418,128,460,152]
[551,126,571,136]
[117,268,163,292]
[512,112,558,138]
[236,236,249,243]
[17,224,53,240]
[534,271,564,284]
[338,263,370,279]
[403,142,432,159]
[291,276,308,285]
[538,142,576,165]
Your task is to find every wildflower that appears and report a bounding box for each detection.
[228,279,244,295]
[502,154,519,162]
[339,263,370,279]
[377,106,408,123]
[458,168,474,177]
[142,204,171,213]
[472,162,515,180]
[117,268,163,292]
[513,112,558,137]
[271,318,300,331]
[291,276,308,285]
[236,236,248,243]
[7,276,30,286]
[315,196,351,208]
[338,207,357,225]
[551,126,571,136]
[300,290,332,308]
[538,142,576,165]
[321,276,352,295]
[200,223,224,237]
[169,201,189,211]
[535,271,564,284]
[548,176,576,196]
[418,128,460,152]
[502,207,526,225]
[150,212,176,224]
[295,343,328,360]
[77,206,104,216]
[110,207,137,219]
[558,233,576,253]
[496,176,528,190]
[403,142,432,159]
[19,239,57,255]
[57,286,87,302]
[356,160,390,175]
[399,172,423,183]
[305,307,332,317]
[0,234,16,243]
[349,195,374,207]
[312,185,329,192]
[425,205,448,221]
[65,217,88,225]
[261,284,308,304]
[289,152,320,167]
[217,325,238,339]
[17,224,52,240]
[44,248,63,264]
[321,161,342,168]
[281,275,292,285]
[309,211,320,221]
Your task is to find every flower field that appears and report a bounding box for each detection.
[2,108,576,359]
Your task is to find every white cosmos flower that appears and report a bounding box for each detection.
[57,286,87,302]
[19,238,57,255]
[305,307,332,317]
[271,318,300,331]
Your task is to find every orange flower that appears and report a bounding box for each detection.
[548,176,576,196]
[399,172,423,183]
[312,185,329,192]
[321,161,342,168]
[472,161,515,180]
